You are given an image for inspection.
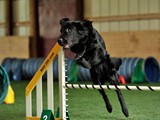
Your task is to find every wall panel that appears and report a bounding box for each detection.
[0,0,5,36]
[139,0,148,14]
[0,36,30,63]
[84,0,160,32]
[110,0,119,16]
[100,0,110,16]
[100,22,110,32]
[0,1,5,23]
[100,31,160,62]
[128,0,139,31]
[119,21,129,31]
[148,0,160,30]
[139,20,149,30]
[119,0,129,31]
[13,0,29,36]
[110,0,119,31]
[139,0,149,30]
[119,0,128,15]
[84,0,92,18]
[91,0,100,17]
[0,28,5,36]
[149,0,159,13]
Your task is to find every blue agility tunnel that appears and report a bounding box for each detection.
[0,65,10,104]
[119,57,160,83]
[143,57,160,83]
[1,57,160,83]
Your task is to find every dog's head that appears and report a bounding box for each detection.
[57,18,93,49]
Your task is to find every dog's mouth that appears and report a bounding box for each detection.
[64,44,70,49]
[64,41,74,49]
[58,37,75,49]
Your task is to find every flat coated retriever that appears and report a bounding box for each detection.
[57,18,129,117]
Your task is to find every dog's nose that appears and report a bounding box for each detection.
[58,37,68,46]
[58,38,64,46]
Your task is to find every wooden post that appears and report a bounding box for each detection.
[29,0,39,57]
[5,0,13,35]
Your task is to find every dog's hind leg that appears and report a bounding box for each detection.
[90,68,112,113]
[115,89,129,117]
[109,74,129,117]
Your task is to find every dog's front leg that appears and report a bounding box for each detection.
[76,57,91,69]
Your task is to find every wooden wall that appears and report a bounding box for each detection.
[0,36,30,63]
[100,31,160,62]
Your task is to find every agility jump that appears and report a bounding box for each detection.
[25,43,63,120]
[65,84,160,91]
[26,42,160,120]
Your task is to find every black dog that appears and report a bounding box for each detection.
[57,18,129,117]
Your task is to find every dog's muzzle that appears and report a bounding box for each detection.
[58,38,67,46]
[58,37,71,48]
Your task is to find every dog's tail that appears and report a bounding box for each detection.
[110,58,122,71]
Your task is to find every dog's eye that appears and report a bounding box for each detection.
[66,28,71,33]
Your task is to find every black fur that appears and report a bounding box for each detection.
[58,18,129,117]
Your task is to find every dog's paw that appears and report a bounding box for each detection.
[76,57,91,69]
[122,107,129,117]
[106,104,112,113]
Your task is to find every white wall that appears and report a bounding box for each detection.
[0,0,29,36]
[84,0,160,32]
[0,0,5,36]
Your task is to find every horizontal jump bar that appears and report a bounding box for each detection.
[65,84,160,91]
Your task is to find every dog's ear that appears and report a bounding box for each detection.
[60,18,69,25]
[83,20,93,29]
